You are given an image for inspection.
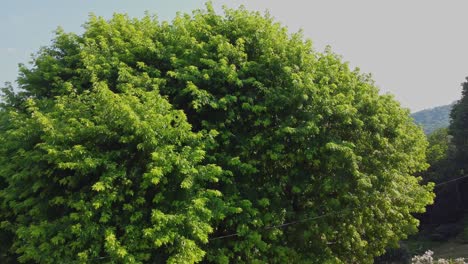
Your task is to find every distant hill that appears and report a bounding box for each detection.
[412,103,455,135]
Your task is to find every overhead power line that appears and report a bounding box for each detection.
[434,175,468,187]
[86,174,468,262]
[209,175,468,241]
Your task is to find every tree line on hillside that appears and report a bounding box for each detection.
[0,4,434,263]
[412,103,454,135]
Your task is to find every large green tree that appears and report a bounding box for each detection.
[1,4,433,263]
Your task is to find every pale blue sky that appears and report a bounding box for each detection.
[2,0,468,111]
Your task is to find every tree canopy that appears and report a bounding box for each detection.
[0,4,434,263]
[450,78,468,173]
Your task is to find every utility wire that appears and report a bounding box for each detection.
[209,207,355,241]
[86,174,468,262]
[209,175,468,241]
[434,175,468,187]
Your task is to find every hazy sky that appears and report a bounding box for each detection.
[1,1,467,112]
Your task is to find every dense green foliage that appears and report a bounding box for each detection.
[412,104,454,135]
[0,5,434,263]
[0,78,223,263]
[449,78,468,173]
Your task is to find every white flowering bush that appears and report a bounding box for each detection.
[412,250,466,264]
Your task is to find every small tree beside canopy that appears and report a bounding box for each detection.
[426,128,450,165]
[422,128,453,182]
[1,4,434,263]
